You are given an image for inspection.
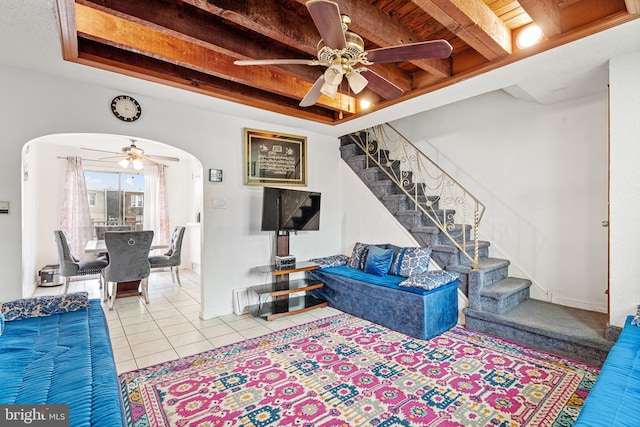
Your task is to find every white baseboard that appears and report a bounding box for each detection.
[549,296,607,313]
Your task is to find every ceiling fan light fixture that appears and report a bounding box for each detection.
[346,71,368,94]
[323,64,344,86]
[119,158,130,168]
[320,81,339,98]
[132,159,144,170]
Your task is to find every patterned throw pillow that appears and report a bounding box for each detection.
[346,242,370,270]
[308,254,349,268]
[0,311,4,337]
[399,270,460,291]
[632,305,640,327]
[389,247,432,277]
[0,292,90,322]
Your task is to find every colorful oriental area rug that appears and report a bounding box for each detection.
[119,314,599,427]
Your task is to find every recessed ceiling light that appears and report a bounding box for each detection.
[516,25,543,49]
[360,99,371,110]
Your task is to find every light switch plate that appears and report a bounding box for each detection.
[0,201,8,214]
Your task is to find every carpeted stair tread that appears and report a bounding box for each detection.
[450,257,510,274]
[481,277,532,300]
[463,299,614,365]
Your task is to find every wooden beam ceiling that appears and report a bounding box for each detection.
[56,0,638,124]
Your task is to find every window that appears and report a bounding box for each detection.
[84,171,145,228]
[131,194,144,208]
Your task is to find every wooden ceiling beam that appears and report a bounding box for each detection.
[518,0,562,38]
[75,3,356,113]
[182,0,412,91]
[77,41,339,123]
[411,0,512,60]
[79,0,321,84]
[625,0,640,13]
[293,0,451,79]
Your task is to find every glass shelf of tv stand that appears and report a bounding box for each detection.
[248,261,326,320]
[248,295,328,321]
[253,261,320,276]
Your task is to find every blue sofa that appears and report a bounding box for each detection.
[573,315,640,426]
[307,246,459,340]
[0,292,126,427]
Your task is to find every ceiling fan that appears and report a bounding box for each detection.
[234,0,452,108]
[82,139,180,170]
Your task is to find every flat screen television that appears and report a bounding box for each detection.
[261,187,321,231]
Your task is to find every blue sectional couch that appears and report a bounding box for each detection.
[573,314,640,426]
[307,244,460,340]
[0,292,126,427]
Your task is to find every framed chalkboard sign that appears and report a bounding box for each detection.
[244,128,307,186]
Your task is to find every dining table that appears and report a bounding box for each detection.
[85,239,168,298]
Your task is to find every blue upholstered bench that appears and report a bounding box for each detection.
[307,261,459,340]
[573,314,640,426]
[0,292,126,427]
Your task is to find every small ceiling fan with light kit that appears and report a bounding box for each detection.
[82,139,180,170]
[234,0,452,108]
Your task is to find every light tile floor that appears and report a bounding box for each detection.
[33,270,342,374]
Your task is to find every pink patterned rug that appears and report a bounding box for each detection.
[119,314,599,426]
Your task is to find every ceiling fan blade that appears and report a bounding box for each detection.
[366,40,453,64]
[306,0,346,50]
[81,147,121,155]
[146,155,180,162]
[360,69,404,100]
[300,75,325,107]
[234,59,319,66]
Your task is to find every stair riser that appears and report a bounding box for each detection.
[481,265,509,287]
[371,181,404,198]
[346,156,367,171]
[339,143,365,158]
[412,230,440,247]
[357,168,387,186]
[431,245,489,268]
[481,288,530,315]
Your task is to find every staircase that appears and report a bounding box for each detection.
[340,126,614,366]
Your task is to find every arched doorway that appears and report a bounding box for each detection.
[21,133,203,300]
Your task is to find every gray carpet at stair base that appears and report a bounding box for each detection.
[464,299,614,366]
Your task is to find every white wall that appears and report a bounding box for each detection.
[389,90,609,313]
[609,50,640,327]
[0,64,342,320]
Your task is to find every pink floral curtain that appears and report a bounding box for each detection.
[155,164,170,246]
[60,157,92,260]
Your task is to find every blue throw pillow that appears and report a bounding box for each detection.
[364,245,394,277]
[399,270,460,290]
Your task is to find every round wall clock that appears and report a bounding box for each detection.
[110,95,142,122]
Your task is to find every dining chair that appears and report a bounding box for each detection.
[53,230,109,294]
[149,226,186,286]
[102,230,154,310]
[95,225,132,240]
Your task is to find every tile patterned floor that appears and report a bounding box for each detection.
[33,270,342,374]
